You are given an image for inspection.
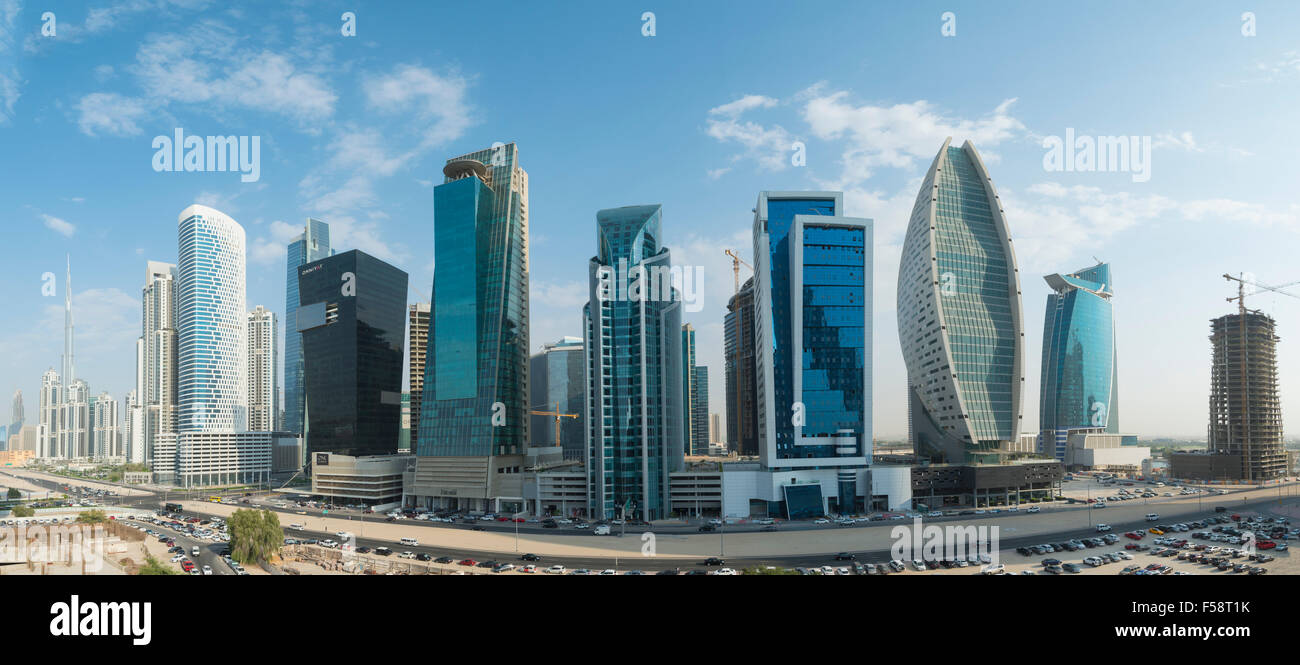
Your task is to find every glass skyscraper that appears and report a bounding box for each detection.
[177,204,247,433]
[297,250,408,458]
[529,337,586,460]
[584,204,684,521]
[752,192,872,494]
[898,139,1024,463]
[410,144,529,514]
[1039,262,1118,460]
[284,219,331,435]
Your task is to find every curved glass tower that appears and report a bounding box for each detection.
[1039,263,1117,459]
[177,204,247,432]
[898,139,1024,463]
[583,204,684,522]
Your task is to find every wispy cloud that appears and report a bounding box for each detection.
[75,92,148,136]
[41,213,76,237]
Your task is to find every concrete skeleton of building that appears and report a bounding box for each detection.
[1201,310,1286,481]
[407,302,430,452]
[725,276,758,457]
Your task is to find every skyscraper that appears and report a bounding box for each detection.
[752,191,872,513]
[60,379,89,458]
[247,305,278,431]
[724,276,758,456]
[10,390,23,443]
[138,260,178,463]
[91,392,120,458]
[38,369,60,458]
[1040,262,1118,460]
[177,204,247,432]
[528,337,586,459]
[407,302,430,451]
[898,139,1023,463]
[682,323,701,455]
[691,365,710,456]
[125,389,144,463]
[62,255,75,392]
[1208,311,1286,481]
[583,204,685,522]
[411,143,529,514]
[298,250,408,458]
[285,219,332,436]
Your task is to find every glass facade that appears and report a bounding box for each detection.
[584,204,684,521]
[298,250,407,457]
[1040,263,1118,460]
[284,219,331,435]
[898,140,1023,463]
[418,144,529,458]
[753,192,871,472]
[176,204,247,433]
[529,338,586,459]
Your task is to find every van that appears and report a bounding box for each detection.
[593,525,611,535]
[191,546,200,557]
[400,537,419,547]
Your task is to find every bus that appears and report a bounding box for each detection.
[209,496,222,502]
[164,502,183,513]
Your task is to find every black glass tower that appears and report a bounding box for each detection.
[298,249,408,458]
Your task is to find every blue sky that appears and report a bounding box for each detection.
[3,0,1300,439]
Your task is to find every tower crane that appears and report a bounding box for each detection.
[529,402,579,447]
[1221,273,1299,480]
[723,249,753,295]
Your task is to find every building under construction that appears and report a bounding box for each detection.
[1207,311,1286,482]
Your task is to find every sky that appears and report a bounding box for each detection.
[2,0,1300,440]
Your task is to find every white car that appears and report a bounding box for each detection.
[981,563,1006,575]
[599,569,617,575]
[520,564,537,573]
[813,518,831,525]
[1026,506,1040,513]
[715,568,738,576]
[545,565,566,574]
[170,554,186,563]
[201,565,212,575]
[1096,524,1112,532]
[399,551,415,559]
[335,531,353,539]
[912,559,927,571]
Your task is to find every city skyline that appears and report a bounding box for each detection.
[6,2,1300,439]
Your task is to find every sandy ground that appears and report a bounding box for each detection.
[176,481,1300,560]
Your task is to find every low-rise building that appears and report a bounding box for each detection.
[313,452,412,510]
[1063,429,1149,472]
[1169,451,1245,483]
[911,460,1064,510]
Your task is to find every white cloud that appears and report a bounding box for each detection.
[705,94,794,172]
[41,214,76,237]
[74,92,149,136]
[1154,131,1202,152]
[531,280,589,309]
[803,93,1025,183]
[363,65,473,147]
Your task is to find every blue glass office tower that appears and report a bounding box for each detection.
[413,144,529,514]
[898,139,1024,463]
[297,250,407,457]
[285,219,331,435]
[752,192,872,512]
[584,204,684,521]
[1039,263,1117,459]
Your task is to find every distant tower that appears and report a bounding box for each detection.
[62,255,75,391]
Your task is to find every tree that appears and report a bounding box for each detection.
[228,508,283,564]
[6,488,20,499]
[76,509,107,524]
[11,505,34,517]
[138,554,178,575]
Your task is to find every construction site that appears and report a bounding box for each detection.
[1198,275,1290,482]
